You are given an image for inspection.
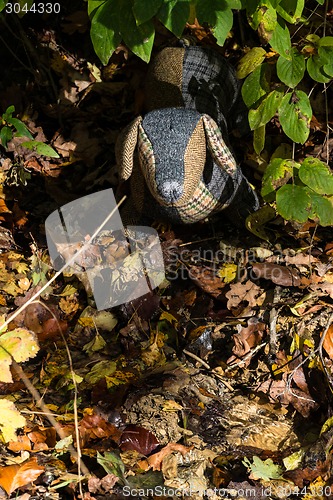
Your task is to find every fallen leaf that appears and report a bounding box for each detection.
[251,262,301,286]
[321,325,333,359]
[138,442,192,471]
[225,280,264,310]
[119,425,159,455]
[0,458,44,495]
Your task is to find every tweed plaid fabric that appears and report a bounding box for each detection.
[181,47,240,136]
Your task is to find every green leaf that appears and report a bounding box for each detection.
[196,0,233,47]
[0,328,39,383]
[0,0,7,11]
[318,39,333,67]
[0,399,26,443]
[133,0,163,25]
[88,0,106,16]
[0,126,13,148]
[21,141,60,158]
[85,360,117,384]
[248,89,284,130]
[307,55,331,83]
[157,0,190,38]
[269,16,291,59]
[278,90,312,144]
[276,48,305,88]
[299,157,333,195]
[323,63,333,77]
[276,184,311,222]
[315,0,324,4]
[276,0,304,24]
[307,191,333,226]
[261,158,297,201]
[97,451,126,484]
[242,63,271,108]
[227,0,242,7]
[119,0,155,62]
[90,0,122,65]
[7,118,33,139]
[4,105,15,117]
[249,0,277,38]
[237,47,266,79]
[243,456,283,481]
[253,125,265,154]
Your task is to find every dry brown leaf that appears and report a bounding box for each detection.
[322,325,333,359]
[0,458,44,495]
[187,264,226,299]
[227,320,266,367]
[251,263,301,286]
[225,280,263,310]
[138,443,192,471]
[79,414,122,446]
[256,376,319,417]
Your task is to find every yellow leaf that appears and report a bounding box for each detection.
[0,399,26,443]
[217,263,238,283]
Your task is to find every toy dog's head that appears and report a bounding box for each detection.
[116,107,238,208]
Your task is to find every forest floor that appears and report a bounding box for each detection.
[0,2,333,499]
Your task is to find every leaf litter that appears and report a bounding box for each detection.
[0,4,332,500]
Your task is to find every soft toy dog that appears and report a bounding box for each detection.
[116,45,259,224]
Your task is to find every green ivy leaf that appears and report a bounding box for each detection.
[133,0,163,25]
[299,157,333,195]
[276,48,305,88]
[276,184,311,223]
[307,190,333,226]
[196,0,233,47]
[90,0,122,65]
[21,140,60,158]
[248,89,284,130]
[237,47,266,79]
[0,126,13,148]
[278,90,312,144]
[119,0,155,62]
[261,158,297,201]
[253,125,265,154]
[157,0,190,38]
[276,0,304,24]
[242,63,271,108]
[307,55,331,83]
[269,16,292,59]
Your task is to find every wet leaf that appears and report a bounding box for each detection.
[119,425,159,455]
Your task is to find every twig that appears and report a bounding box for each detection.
[183,349,234,391]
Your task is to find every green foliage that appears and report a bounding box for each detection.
[0,106,59,158]
[262,157,333,226]
[3,0,331,227]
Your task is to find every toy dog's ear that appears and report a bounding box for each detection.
[202,114,238,176]
[116,116,142,181]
